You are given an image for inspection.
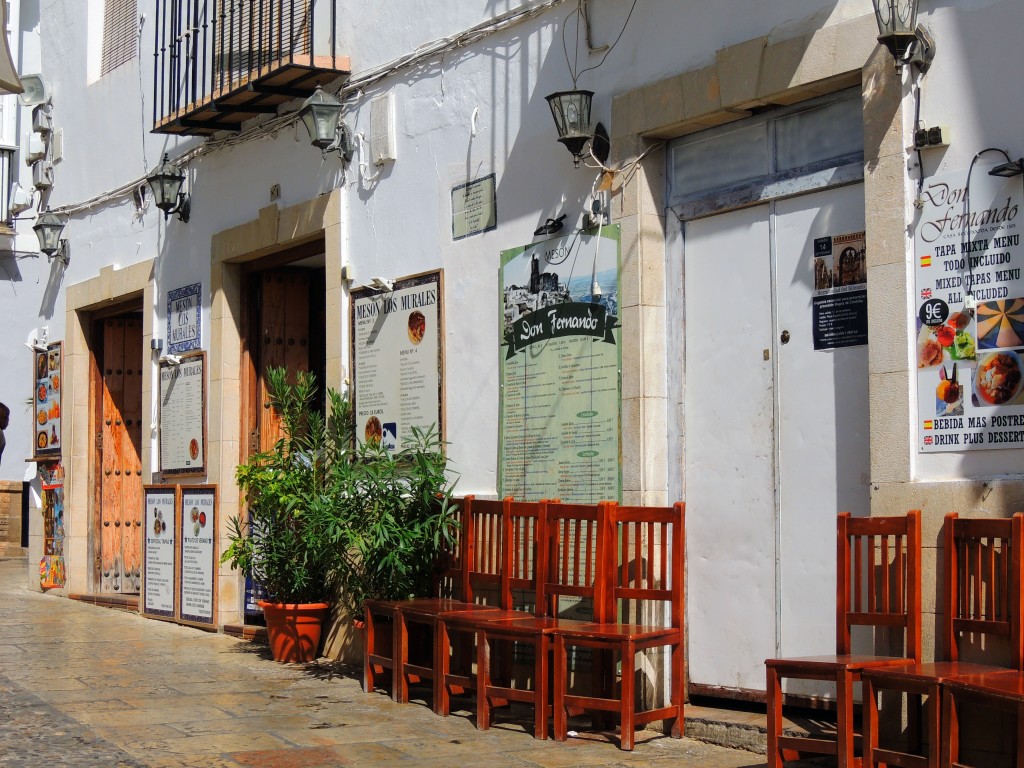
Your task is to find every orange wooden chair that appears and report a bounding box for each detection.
[390,496,507,705]
[765,510,922,768]
[941,669,1024,767]
[435,498,547,716]
[550,501,685,750]
[363,494,473,699]
[863,513,1024,768]
[474,500,610,739]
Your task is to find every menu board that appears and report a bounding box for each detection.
[498,227,621,502]
[350,271,444,451]
[178,485,216,626]
[143,485,177,619]
[159,353,206,475]
[811,231,868,350]
[32,342,62,459]
[915,163,1024,451]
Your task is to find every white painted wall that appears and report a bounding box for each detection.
[5,0,1024,496]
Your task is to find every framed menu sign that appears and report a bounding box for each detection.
[32,342,63,459]
[178,485,216,628]
[159,352,206,476]
[142,485,177,620]
[350,270,445,451]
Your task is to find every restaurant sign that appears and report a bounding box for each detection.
[915,163,1024,451]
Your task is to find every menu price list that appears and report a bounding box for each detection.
[179,490,215,623]
[144,490,176,616]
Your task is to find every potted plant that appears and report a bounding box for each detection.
[222,366,460,663]
[221,367,349,662]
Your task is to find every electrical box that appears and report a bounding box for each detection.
[51,128,63,163]
[369,93,396,165]
[32,103,52,134]
[26,132,46,163]
[914,125,950,150]
[32,161,53,190]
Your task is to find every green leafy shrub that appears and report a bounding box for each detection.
[221,367,459,616]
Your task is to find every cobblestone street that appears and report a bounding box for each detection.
[0,558,788,768]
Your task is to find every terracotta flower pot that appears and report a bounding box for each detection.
[258,600,329,663]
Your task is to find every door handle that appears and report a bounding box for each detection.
[780,330,791,344]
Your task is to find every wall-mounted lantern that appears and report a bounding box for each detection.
[871,0,935,71]
[146,154,190,222]
[33,207,68,266]
[298,86,354,162]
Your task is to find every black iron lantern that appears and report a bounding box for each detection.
[298,86,344,150]
[33,207,67,263]
[146,153,190,222]
[546,89,594,168]
[872,0,933,70]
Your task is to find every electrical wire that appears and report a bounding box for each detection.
[53,0,574,218]
[960,147,1012,302]
[562,0,637,87]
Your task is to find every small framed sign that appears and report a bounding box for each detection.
[167,283,201,353]
[142,485,178,620]
[159,352,206,476]
[178,485,217,628]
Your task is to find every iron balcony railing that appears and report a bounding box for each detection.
[152,0,347,135]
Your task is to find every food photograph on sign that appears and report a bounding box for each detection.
[33,344,62,457]
[915,163,1024,451]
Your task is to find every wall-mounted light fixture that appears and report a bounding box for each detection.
[298,86,354,162]
[32,207,68,266]
[988,159,1024,178]
[544,90,611,168]
[871,0,935,71]
[369,276,394,292]
[146,153,190,222]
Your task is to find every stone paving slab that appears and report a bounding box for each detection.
[0,558,813,767]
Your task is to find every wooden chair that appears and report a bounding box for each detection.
[390,496,507,706]
[863,513,1024,768]
[765,510,922,768]
[474,500,610,739]
[435,498,547,716]
[363,494,472,699]
[941,669,1024,767]
[550,501,686,750]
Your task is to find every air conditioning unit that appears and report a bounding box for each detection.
[32,161,54,190]
[26,132,46,163]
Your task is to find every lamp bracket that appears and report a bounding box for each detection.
[47,240,69,267]
[326,120,355,163]
[906,24,935,73]
[163,193,190,223]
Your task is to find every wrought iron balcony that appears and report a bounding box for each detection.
[152,0,350,136]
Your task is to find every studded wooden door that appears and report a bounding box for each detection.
[98,317,144,594]
[256,270,311,452]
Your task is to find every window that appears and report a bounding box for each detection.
[101,0,137,76]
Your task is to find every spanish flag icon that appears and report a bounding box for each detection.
[920,254,932,267]
[923,420,934,430]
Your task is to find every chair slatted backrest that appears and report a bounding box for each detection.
[836,510,922,660]
[503,499,546,615]
[461,497,508,605]
[539,501,610,619]
[944,513,1024,668]
[433,495,470,599]
[600,502,685,626]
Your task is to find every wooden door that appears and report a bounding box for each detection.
[255,270,312,453]
[98,317,144,594]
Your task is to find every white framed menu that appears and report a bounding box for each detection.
[178,485,217,628]
[159,352,206,476]
[142,485,178,620]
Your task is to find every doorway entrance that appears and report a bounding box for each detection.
[91,308,144,594]
[242,255,326,461]
[667,90,869,697]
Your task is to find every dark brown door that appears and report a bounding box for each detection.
[247,269,324,455]
[97,316,144,594]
